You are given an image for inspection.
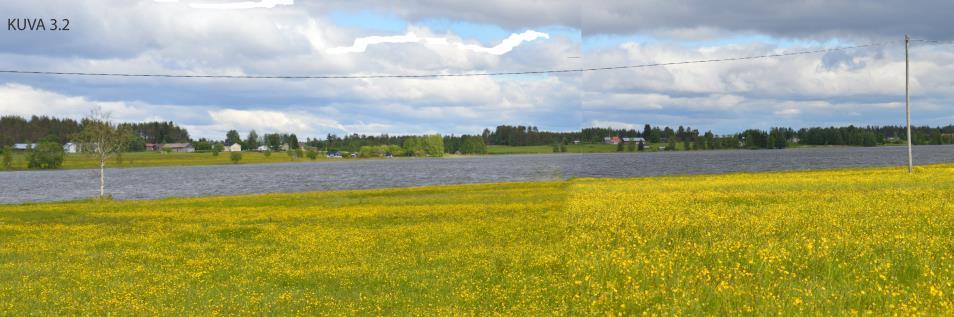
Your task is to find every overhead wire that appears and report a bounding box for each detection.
[0,39,947,80]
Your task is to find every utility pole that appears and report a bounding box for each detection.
[905,34,913,173]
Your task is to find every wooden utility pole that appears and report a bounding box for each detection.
[905,34,913,173]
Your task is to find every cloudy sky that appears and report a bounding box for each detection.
[1,0,952,139]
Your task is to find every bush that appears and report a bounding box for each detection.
[212,144,223,157]
[287,148,303,160]
[127,137,146,152]
[306,148,318,160]
[1,145,12,170]
[359,145,404,158]
[229,152,242,164]
[459,136,486,154]
[27,142,65,169]
[402,134,444,157]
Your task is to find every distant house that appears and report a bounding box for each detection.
[622,137,646,144]
[572,140,581,144]
[280,143,290,152]
[12,143,36,151]
[256,145,269,152]
[162,143,194,153]
[326,150,342,158]
[144,143,161,151]
[63,142,78,153]
[224,143,242,152]
[603,136,621,144]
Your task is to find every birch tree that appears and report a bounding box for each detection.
[75,108,131,198]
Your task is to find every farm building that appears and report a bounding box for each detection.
[11,143,79,153]
[162,143,194,153]
[603,136,621,144]
[605,137,645,144]
[12,143,36,150]
[224,143,242,152]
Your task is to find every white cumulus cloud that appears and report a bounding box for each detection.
[327,30,549,55]
[153,0,294,9]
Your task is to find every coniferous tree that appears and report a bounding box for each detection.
[246,130,260,150]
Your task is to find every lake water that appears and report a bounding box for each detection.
[2,145,952,204]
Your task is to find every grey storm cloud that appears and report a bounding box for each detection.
[302,0,582,30]
[581,0,954,39]
[303,0,954,40]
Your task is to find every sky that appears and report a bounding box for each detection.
[1,0,953,139]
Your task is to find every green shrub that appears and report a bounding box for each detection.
[359,145,404,158]
[402,134,444,157]
[27,142,65,169]
[230,152,242,164]
[1,145,12,170]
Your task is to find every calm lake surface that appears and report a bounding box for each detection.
[2,145,952,204]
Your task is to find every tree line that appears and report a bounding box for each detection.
[0,115,82,146]
[483,124,954,149]
[1,115,190,149]
[301,133,485,155]
[4,114,953,158]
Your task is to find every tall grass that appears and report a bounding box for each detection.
[1,164,953,314]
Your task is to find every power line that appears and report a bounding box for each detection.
[910,39,954,45]
[0,39,929,80]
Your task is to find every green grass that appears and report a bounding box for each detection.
[2,151,328,170]
[1,164,954,314]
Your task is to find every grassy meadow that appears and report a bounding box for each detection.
[1,164,953,314]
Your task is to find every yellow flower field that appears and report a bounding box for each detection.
[0,164,952,314]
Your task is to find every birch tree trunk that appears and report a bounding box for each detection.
[99,158,105,198]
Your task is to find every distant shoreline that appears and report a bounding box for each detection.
[0,143,944,172]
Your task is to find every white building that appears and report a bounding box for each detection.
[224,143,242,152]
[12,143,36,150]
[63,142,78,153]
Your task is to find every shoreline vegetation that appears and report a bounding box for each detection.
[1,164,953,314]
[0,143,946,171]
[3,115,953,171]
